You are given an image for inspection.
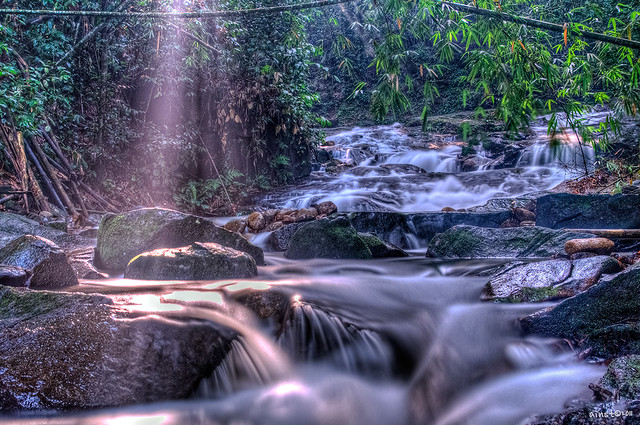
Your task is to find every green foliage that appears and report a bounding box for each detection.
[173,169,244,212]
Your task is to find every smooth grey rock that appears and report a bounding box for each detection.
[125,242,257,280]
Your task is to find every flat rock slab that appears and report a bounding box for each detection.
[483,256,622,302]
[427,225,595,258]
[0,286,231,411]
[536,193,640,229]
[520,263,640,358]
[125,242,258,280]
[95,208,265,272]
[0,212,89,250]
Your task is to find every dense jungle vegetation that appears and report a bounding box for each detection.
[0,0,639,215]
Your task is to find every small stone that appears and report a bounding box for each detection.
[513,207,536,222]
[565,238,615,256]
[39,211,53,218]
[275,209,296,222]
[500,218,519,228]
[441,207,456,212]
[45,220,68,232]
[263,209,279,224]
[295,207,318,223]
[519,221,536,227]
[314,201,338,216]
[247,212,266,231]
[223,219,247,234]
[266,221,284,232]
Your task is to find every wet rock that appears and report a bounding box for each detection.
[262,209,279,225]
[275,208,297,223]
[125,242,257,280]
[285,217,373,259]
[500,218,520,228]
[0,265,31,287]
[380,164,426,174]
[601,355,640,399]
[314,148,332,163]
[519,220,536,227]
[427,225,594,258]
[0,286,231,410]
[441,207,456,212]
[69,258,108,280]
[314,201,338,216]
[78,228,98,238]
[513,207,535,222]
[266,223,305,252]
[0,235,78,288]
[520,264,640,358]
[536,194,640,229]
[95,208,264,271]
[483,256,622,303]
[247,212,266,231]
[0,212,83,249]
[224,219,247,234]
[565,238,615,256]
[265,221,284,232]
[295,207,318,223]
[44,220,68,233]
[359,233,408,258]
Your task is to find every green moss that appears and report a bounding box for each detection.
[444,229,481,257]
[285,218,373,259]
[0,286,66,319]
[495,286,563,303]
[601,355,640,399]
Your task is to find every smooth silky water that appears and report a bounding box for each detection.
[0,118,607,424]
[0,254,603,425]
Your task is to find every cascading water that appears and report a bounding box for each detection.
[261,117,599,212]
[1,256,606,425]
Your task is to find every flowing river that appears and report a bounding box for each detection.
[0,118,608,425]
[0,256,603,425]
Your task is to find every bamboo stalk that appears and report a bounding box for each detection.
[14,132,30,213]
[28,137,78,218]
[26,164,51,213]
[562,229,640,239]
[24,140,66,212]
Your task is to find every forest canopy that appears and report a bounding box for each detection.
[0,0,639,214]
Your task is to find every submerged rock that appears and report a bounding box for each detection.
[520,264,640,358]
[0,286,231,411]
[125,242,258,280]
[483,256,622,302]
[95,208,264,271]
[536,193,640,229]
[427,225,594,258]
[0,235,78,288]
[285,217,372,259]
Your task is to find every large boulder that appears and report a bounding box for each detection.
[284,217,373,259]
[520,264,640,358]
[95,208,264,271]
[482,256,622,303]
[266,222,306,252]
[0,235,78,288]
[565,238,615,256]
[536,193,640,229]
[426,225,594,258]
[125,242,258,280]
[359,233,408,258]
[0,286,231,411]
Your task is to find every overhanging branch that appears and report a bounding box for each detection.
[439,1,640,50]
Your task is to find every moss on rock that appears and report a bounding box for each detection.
[284,217,373,259]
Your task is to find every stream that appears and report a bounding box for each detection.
[0,118,608,424]
[0,256,603,425]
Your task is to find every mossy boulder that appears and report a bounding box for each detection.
[601,355,640,399]
[483,256,622,303]
[0,286,231,411]
[125,242,258,280]
[95,208,265,271]
[520,263,640,358]
[426,225,595,258]
[0,235,78,288]
[359,233,408,258]
[284,217,373,259]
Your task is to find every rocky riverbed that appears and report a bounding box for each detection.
[0,192,639,423]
